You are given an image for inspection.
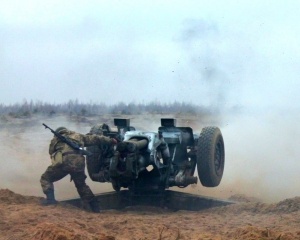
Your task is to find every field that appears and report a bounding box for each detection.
[1,113,300,240]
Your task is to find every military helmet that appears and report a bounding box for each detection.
[55,126,67,133]
[101,123,110,132]
[89,123,110,135]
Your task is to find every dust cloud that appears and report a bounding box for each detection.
[182,111,300,203]
[0,112,299,203]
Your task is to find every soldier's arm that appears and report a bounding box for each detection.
[82,134,115,147]
[48,138,57,155]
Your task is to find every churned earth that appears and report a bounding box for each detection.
[1,189,300,240]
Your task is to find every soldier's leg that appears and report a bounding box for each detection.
[40,165,68,205]
[71,171,99,212]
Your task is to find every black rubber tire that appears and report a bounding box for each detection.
[197,127,225,187]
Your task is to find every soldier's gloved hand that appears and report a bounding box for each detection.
[111,138,118,145]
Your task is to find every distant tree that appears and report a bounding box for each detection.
[0,99,208,117]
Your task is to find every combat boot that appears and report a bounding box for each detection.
[89,198,100,213]
[40,190,57,206]
[82,198,100,213]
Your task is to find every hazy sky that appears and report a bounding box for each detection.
[1,1,300,111]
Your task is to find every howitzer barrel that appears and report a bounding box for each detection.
[117,138,148,152]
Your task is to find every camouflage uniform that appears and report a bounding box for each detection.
[40,127,114,211]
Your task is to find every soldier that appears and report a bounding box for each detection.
[40,126,117,213]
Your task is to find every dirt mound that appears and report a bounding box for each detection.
[210,196,300,215]
[0,188,41,204]
[228,194,262,203]
[269,197,300,213]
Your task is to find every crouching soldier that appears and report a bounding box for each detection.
[40,126,117,213]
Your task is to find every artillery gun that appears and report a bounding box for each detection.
[86,118,225,192]
[62,118,231,211]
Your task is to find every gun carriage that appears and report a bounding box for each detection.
[86,118,225,194]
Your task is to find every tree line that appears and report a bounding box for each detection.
[0,99,211,118]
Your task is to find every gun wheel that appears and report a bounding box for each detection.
[197,127,225,187]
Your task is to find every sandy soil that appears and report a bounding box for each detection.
[1,189,300,240]
[1,114,300,239]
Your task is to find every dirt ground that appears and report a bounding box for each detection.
[1,189,300,240]
[1,114,300,239]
